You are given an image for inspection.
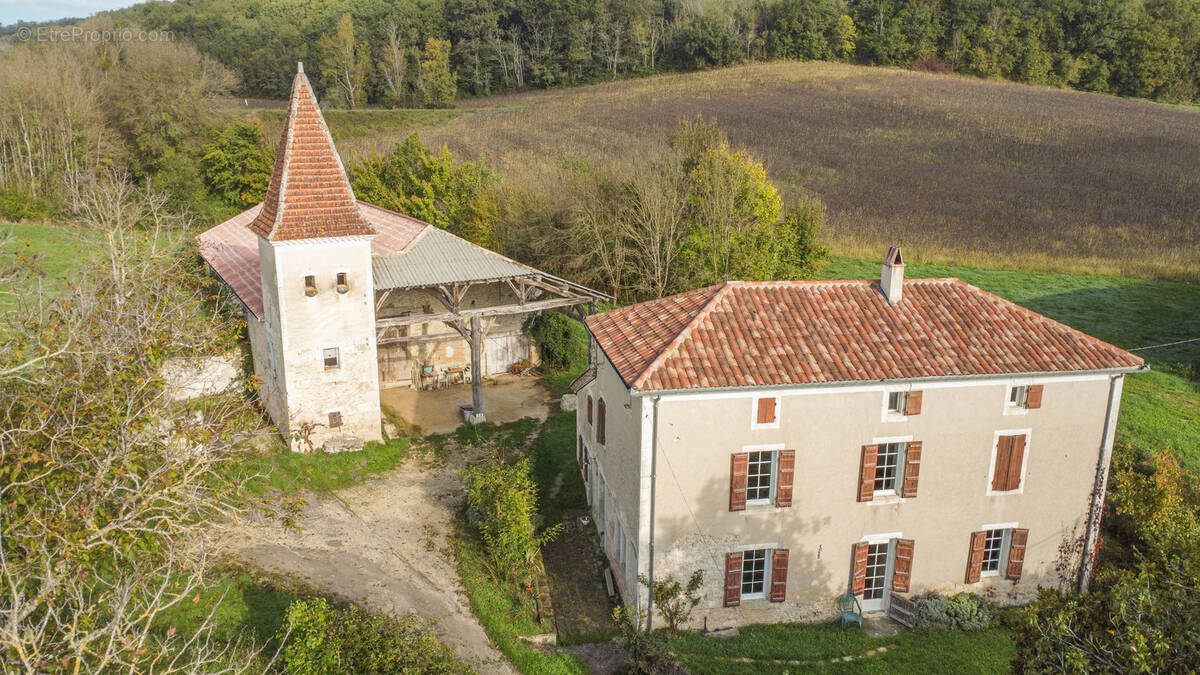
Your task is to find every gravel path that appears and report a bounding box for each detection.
[220,455,513,673]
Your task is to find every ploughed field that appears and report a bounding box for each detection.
[335,61,1200,282]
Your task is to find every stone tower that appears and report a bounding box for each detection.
[250,63,382,452]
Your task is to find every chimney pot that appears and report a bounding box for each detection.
[881,246,905,304]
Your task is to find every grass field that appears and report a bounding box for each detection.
[0,223,95,314]
[331,61,1200,281]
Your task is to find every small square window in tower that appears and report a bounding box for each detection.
[304,275,318,297]
[328,411,343,428]
[335,272,349,294]
[323,347,340,370]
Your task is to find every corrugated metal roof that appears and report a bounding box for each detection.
[372,227,534,289]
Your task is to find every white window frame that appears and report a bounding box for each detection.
[742,443,784,506]
[322,346,341,370]
[750,394,781,430]
[979,521,1019,578]
[869,435,912,499]
[858,532,901,611]
[880,385,912,422]
[986,429,1032,496]
[736,545,775,600]
[1003,381,1034,416]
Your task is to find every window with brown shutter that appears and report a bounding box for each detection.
[851,542,869,594]
[892,539,915,592]
[904,390,923,415]
[1007,529,1029,580]
[901,441,922,498]
[587,396,593,424]
[756,397,777,425]
[724,552,743,607]
[966,531,987,583]
[857,445,879,502]
[770,549,789,602]
[597,399,606,444]
[775,449,795,507]
[729,452,749,511]
[1025,385,1043,409]
[992,434,1027,492]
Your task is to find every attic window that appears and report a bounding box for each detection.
[336,272,349,294]
[304,275,318,297]
[323,347,340,370]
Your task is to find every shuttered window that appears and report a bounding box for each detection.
[756,397,777,425]
[992,434,1027,492]
[1025,385,1043,409]
[900,441,922,498]
[770,550,789,602]
[596,398,606,444]
[857,445,879,502]
[775,450,795,507]
[851,542,869,594]
[965,531,987,583]
[892,539,915,593]
[1007,529,1029,580]
[729,452,749,511]
[981,529,1005,574]
[905,390,923,415]
[724,552,743,607]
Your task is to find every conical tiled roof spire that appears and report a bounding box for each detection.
[249,63,373,241]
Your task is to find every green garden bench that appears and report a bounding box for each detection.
[838,592,863,629]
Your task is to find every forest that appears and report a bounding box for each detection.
[13,0,1191,108]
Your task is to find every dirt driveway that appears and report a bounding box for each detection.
[219,452,513,673]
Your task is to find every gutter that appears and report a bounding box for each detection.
[627,365,1148,398]
[1078,364,1148,591]
[645,395,660,632]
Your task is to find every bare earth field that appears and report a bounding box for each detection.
[338,61,1200,281]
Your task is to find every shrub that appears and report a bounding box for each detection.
[639,570,704,634]
[462,455,562,582]
[912,591,993,630]
[200,120,273,208]
[522,311,587,374]
[279,597,468,674]
[613,606,677,674]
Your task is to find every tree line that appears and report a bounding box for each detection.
[100,0,1200,106]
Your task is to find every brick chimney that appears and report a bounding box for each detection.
[881,246,905,305]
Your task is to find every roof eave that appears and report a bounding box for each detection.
[628,364,1150,397]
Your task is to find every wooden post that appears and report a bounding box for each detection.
[470,315,484,422]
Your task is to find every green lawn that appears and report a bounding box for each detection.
[1,223,96,314]
[239,434,412,495]
[669,622,1015,674]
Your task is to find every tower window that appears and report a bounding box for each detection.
[336,272,349,294]
[323,347,340,370]
[304,275,318,296]
[328,411,343,428]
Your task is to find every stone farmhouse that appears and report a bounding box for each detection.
[574,247,1145,627]
[198,64,606,451]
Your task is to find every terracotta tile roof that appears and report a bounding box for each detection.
[586,280,1143,391]
[249,64,373,241]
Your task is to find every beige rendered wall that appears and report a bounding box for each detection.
[645,374,1120,629]
[577,348,646,601]
[261,235,382,452]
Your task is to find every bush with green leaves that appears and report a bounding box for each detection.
[522,310,587,374]
[200,120,273,208]
[911,591,993,630]
[612,606,679,674]
[639,570,704,635]
[462,455,561,582]
[279,597,468,674]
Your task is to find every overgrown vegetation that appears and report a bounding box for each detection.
[278,597,469,674]
[911,592,995,631]
[0,177,264,671]
[462,454,562,583]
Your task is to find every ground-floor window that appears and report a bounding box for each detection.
[741,548,768,598]
[863,542,889,601]
[981,529,1006,575]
